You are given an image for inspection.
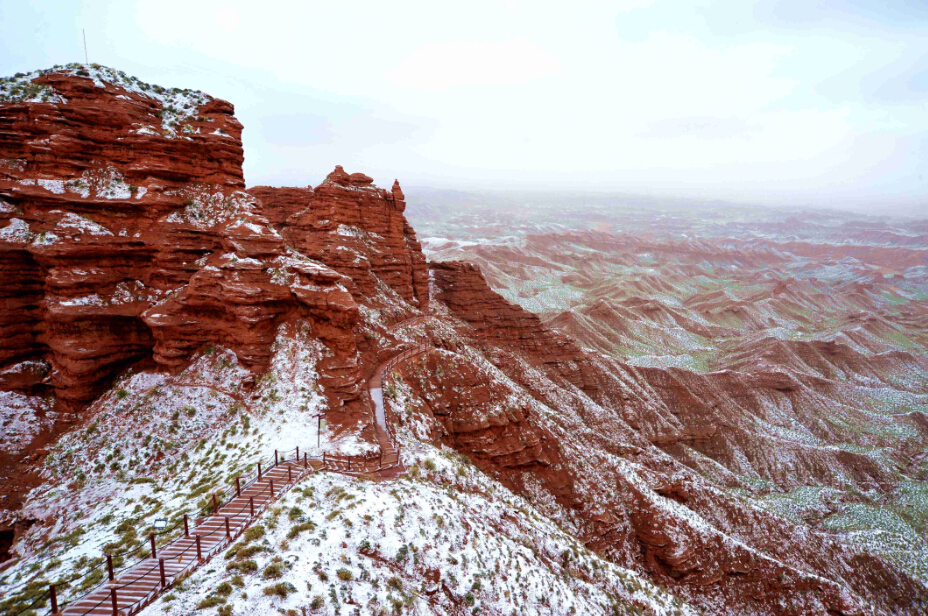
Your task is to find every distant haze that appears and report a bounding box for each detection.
[1,0,926,212]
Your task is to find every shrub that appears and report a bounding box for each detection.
[218,606,232,616]
[287,506,304,521]
[216,582,233,596]
[286,521,315,540]
[243,525,265,542]
[78,568,105,591]
[262,563,284,580]
[423,458,437,472]
[226,559,257,573]
[465,591,476,606]
[230,575,244,588]
[262,582,296,598]
[336,568,353,582]
[196,595,225,609]
[230,544,266,560]
[310,595,325,609]
[387,576,402,590]
[116,389,129,400]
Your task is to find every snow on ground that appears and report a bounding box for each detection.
[164,189,259,229]
[61,167,134,201]
[0,218,34,243]
[138,444,694,616]
[0,324,331,609]
[1,64,215,138]
[54,212,113,236]
[0,389,53,454]
[0,71,66,103]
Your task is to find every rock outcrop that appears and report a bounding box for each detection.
[429,260,598,394]
[249,168,429,311]
[1,66,249,405]
[0,67,426,411]
[4,64,927,616]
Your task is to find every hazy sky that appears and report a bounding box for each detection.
[1,0,926,210]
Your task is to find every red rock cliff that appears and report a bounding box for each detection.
[0,66,253,406]
[249,168,429,311]
[429,260,598,394]
[0,67,425,411]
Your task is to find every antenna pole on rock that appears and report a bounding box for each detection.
[83,29,89,64]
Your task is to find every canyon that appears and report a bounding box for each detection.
[0,65,926,616]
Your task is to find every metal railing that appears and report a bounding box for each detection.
[2,448,307,616]
[378,343,432,445]
[2,345,432,615]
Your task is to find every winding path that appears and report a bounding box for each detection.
[365,314,435,474]
[368,344,432,462]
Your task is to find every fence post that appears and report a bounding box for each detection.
[236,476,241,497]
[303,452,307,469]
[107,553,114,580]
[249,497,255,517]
[275,449,278,466]
[322,451,326,466]
[159,557,166,586]
[49,583,58,614]
[195,534,202,561]
[225,516,231,541]
[150,532,157,559]
[111,587,118,616]
[212,492,219,514]
[296,446,299,461]
[288,465,292,482]
[183,514,189,537]
[258,461,262,479]
[269,479,274,497]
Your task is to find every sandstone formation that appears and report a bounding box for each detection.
[401,269,928,616]
[0,65,249,405]
[429,260,599,394]
[249,170,428,311]
[0,67,429,414]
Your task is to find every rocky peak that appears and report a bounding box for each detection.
[249,169,428,310]
[391,179,405,203]
[324,165,351,186]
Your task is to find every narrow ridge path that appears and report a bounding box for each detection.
[369,346,432,451]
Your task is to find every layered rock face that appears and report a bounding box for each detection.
[249,168,429,310]
[0,67,425,411]
[0,66,250,405]
[429,260,598,394]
